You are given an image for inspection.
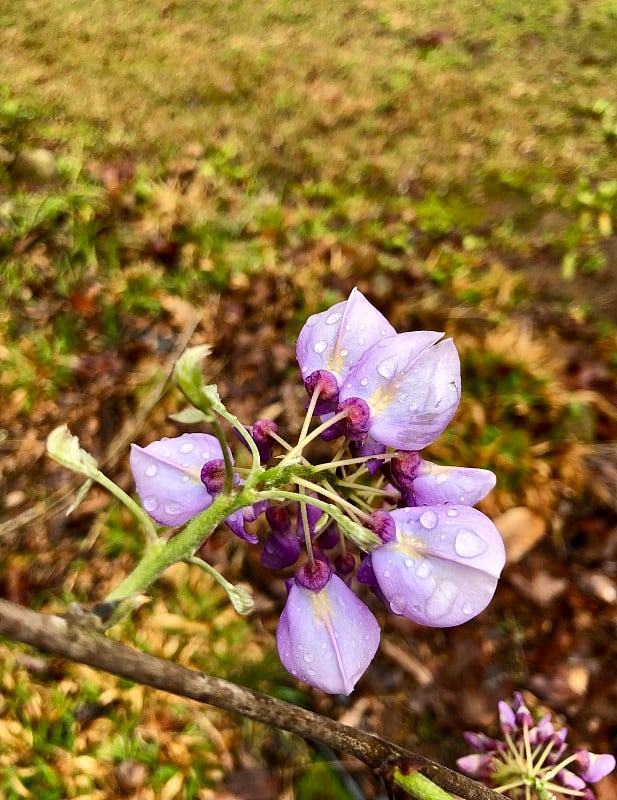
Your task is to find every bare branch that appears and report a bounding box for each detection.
[0,598,501,800]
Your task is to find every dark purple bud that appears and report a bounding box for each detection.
[251,419,278,463]
[266,505,292,533]
[261,528,301,570]
[316,521,340,550]
[367,509,396,544]
[305,370,340,414]
[334,552,356,578]
[388,450,422,491]
[295,559,332,591]
[356,554,388,606]
[200,459,228,495]
[335,397,371,439]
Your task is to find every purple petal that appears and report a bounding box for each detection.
[224,509,259,544]
[578,752,616,783]
[410,460,496,506]
[130,433,222,525]
[340,333,461,450]
[371,506,505,627]
[276,573,380,695]
[498,700,516,735]
[261,528,301,570]
[557,769,587,791]
[456,754,495,779]
[296,288,395,387]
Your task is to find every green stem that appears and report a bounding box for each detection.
[393,768,455,800]
[93,470,159,543]
[105,489,255,602]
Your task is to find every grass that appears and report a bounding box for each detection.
[2,0,617,797]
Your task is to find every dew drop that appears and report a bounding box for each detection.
[440,533,447,540]
[425,581,458,620]
[345,382,352,389]
[377,357,398,379]
[462,601,474,615]
[201,451,210,459]
[303,650,315,663]
[307,668,316,676]
[446,508,458,518]
[436,473,448,484]
[345,323,352,332]
[383,569,391,578]
[163,450,172,458]
[389,594,406,614]
[326,312,342,325]
[181,475,190,483]
[358,322,366,331]
[380,329,388,336]
[145,464,158,477]
[339,348,349,357]
[454,529,488,558]
[460,476,476,492]
[404,558,414,568]
[416,560,432,579]
[306,316,318,327]
[419,510,438,530]
[164,501,184,516]
[143,497,158,512]
[179,441,194,454]
[314,340,327,354]
[360,377,369,386]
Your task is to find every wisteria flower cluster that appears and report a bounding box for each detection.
[49,289,506,697]
[458,691,615,799]
[124,288,506,695]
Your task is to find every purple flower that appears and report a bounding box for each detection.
[296,288,395,409]
[276,561,380,695]
[130,433,262,542]
[370,506,505,626]
[130,433,226,526]
[389,451,496,507]
[458,692,616,799]
[338,331,461,450]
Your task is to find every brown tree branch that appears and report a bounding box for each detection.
[0,598,501,800]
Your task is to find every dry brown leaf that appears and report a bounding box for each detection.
[495,506,547,564]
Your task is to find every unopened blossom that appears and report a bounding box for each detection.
[458,692,616,799]
[276,561,380,695]
[370,506,505,626]
[130,433,261,541]
[337,330,461,450]
[296,288,395,410]
[130,433,227,526]
[389,451,496,507]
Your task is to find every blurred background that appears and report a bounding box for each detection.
[1,1,616,798]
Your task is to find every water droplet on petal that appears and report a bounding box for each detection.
[377,357,398,378]
[339,348,349,357]
[181,475,190,483]
[326,312,342,325]
[306,316,318,327]
[164,501,184,516]
[144,497,158,512]
[360,377,369,386]
[389,594,406,614]
[462,602,473,615]
[201,451,210,459]
[436,473,448,484]
[419,510,438,529]
[404,558,413,568]
[307,668,316,676]
[314,340,327,354]
[446,508,458,518]
[454,529,488,558]
[416,560,432,579]
[145,464,158,477]
[383,570,391,578]
[179,441,194,453]
[425,580,458,620]
[303,650,315,663]
[163,450,172,458]
[345,323,352,332]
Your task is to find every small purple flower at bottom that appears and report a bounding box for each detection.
[371,506,505,626]
[458,692,616,799]
[276,561,380,695]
